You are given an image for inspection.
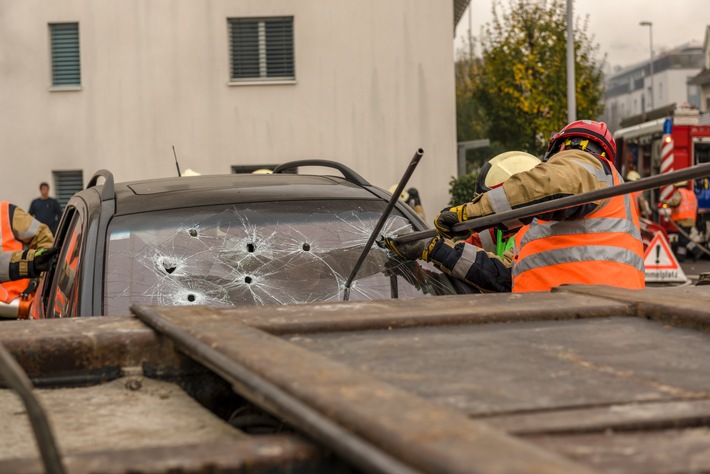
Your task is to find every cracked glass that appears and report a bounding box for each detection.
[104,200,459,315]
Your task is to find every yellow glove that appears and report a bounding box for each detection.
[434,204,470,239]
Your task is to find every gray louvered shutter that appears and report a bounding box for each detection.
[53,170,84,209]
[265,18,294,78]
[50,23,81,86]
[229,17,294,81]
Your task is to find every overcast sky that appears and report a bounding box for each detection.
[455,0,708,70]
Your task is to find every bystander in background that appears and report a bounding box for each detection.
[28,182,62,235]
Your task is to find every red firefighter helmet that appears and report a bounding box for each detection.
[543,120,616,162]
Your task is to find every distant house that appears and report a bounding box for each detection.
[688,25,710,122]
[602,42,703,132]
[0,1,469,221]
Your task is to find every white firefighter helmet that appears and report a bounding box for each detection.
[388,184,410,202]
[476,151,541,195]
[626,170,641,181]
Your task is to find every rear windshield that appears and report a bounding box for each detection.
[104,200,458,315]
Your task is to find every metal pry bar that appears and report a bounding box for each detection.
[343,148,424,301]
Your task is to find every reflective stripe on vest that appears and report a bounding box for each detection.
[671,188,698,222]
[0,202,31,304]
[511,162,645,293]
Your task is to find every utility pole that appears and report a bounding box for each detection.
[639,21,654,112]
[566,0,576,122]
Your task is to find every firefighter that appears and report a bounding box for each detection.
[433,120,645,293]
[0,202,57,318]
[665,181,702,262]
[383,151,541,293]
[626,170,652,219]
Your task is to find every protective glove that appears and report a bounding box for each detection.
[434,204,470,239]
[30,247,59,277]
[382,235,439,261]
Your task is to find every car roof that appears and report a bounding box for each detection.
[107,173,383,215]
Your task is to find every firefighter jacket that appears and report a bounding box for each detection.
[668,187,698,227]
[458,149,645,293]
[0,202,54,303]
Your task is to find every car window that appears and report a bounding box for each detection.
[50,212,84,318]
[103,200,457,315]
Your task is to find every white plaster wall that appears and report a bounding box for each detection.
[0,0,457,223]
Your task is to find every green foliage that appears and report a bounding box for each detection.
[448,172,479,206]
[458,0,605,156]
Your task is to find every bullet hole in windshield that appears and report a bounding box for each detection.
[189,228,198,237]
[247,243,255,253]
[245,276,253,284]
[302,243,311,251]
[187,294,196,302]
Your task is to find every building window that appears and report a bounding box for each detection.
[53,170,84,208]
[228,17,294,82]
[49,23,81,87]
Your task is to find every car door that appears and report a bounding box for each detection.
[30,205,87,319]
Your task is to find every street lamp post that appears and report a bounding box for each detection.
[639,21,654,112]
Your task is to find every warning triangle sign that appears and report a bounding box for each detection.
[643,232,687,283]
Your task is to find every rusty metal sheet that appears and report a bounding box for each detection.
[285,317,710,416]
[133,304,598,474]
[559,285,710,332]
[528,428,710,474]
[0,317,185,386]
[0,436,331,474]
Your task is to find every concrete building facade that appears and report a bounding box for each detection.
[688,25,710,123]
[602,43,703,132]
[1,0,468,221]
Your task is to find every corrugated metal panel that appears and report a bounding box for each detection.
[50,23,81,86]
[229,17,294,81]
[53,170,84,209]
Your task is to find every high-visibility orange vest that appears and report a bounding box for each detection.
[670,187,698,223]
[511,162,645,293]
[0,202,31,304]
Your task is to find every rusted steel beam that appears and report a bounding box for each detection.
[202,291,633,335]
[0,436,332,474]
[133,304,599,474]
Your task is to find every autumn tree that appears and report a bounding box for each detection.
[465,0,605,156]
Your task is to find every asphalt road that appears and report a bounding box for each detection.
[679,256,710,284]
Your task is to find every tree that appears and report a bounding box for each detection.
[468,0,605,156]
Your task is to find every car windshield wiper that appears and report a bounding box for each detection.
[342,149,424,301]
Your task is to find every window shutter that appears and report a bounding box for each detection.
[229,17,294,81]
[53,170,84,209]
[50,23,81,86]
[265,18,294,78]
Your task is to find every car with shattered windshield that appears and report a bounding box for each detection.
[30,161,472,318]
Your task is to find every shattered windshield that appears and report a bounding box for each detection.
[104,200,459,315]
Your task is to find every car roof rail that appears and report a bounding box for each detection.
[86,169,116,202]
[272,160,371,186]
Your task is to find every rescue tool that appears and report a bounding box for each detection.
[390,161,710,244]
[342,148,424,301]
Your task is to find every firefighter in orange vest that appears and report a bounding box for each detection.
[665,181,702,262]
[433,120,645,293]
[0,202,57,318]
[383,151,541,292]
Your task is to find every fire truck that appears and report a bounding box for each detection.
[614,103,710,241]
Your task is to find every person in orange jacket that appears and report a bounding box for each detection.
[665,181,702,262]
[0,202,57,318]
[431,120,645,293]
